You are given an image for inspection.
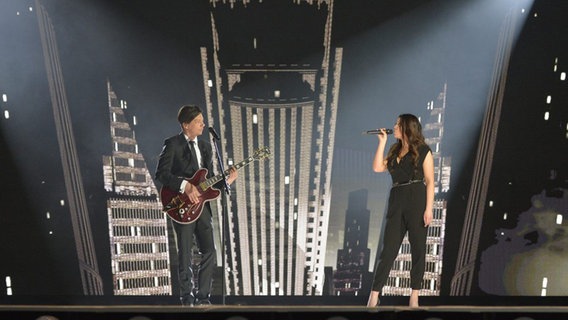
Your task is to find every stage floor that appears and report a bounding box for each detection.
[2,305,568,320]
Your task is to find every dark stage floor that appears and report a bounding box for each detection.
[2,305,568,320]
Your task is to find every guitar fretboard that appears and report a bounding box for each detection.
[199,156,257,190]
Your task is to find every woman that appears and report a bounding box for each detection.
[367,114,434,308]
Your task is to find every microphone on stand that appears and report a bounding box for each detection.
[208,127,220,140]
[362,128,393,135]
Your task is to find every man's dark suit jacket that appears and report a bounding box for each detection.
[155,132,215,193]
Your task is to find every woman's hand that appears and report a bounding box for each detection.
[377,128,389,144]
[423,209,433,227]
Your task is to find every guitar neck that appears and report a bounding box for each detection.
[200,156,258,190]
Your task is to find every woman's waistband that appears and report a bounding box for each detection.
[392,179,424,188]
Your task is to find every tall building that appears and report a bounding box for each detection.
[332,189,372,297]
[381,84,450,296]
[450,6,520,296]
[103,81,172,295]
[452,2,568,296]
[202,0,342,295]
[36,0,104,295]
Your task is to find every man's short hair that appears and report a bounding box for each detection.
[177,105,202,124]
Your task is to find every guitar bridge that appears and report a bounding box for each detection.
[163,196,185,211]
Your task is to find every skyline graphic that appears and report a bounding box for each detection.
[201,0,341,295]
[103,81,173,295]
[2,0,564,303]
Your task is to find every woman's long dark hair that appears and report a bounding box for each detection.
[386,114,426,168]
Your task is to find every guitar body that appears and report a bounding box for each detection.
[160,168,221,224]
[159,146,270,224]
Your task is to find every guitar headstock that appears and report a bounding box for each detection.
[253,146,271,161]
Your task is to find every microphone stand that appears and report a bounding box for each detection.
[210,129,230,306]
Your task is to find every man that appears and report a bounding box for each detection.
[155,105,237,306]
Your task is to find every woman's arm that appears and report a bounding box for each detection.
[422,150,435,227]
[372,130,389,172]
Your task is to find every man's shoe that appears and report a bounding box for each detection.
[194,298,212,306]
[180,296,195,307]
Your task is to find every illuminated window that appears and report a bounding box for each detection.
[5,276,12,295]
[253,114,258,124]
[2,94,6,102]
[544,111,550,120]
[207,79,213,87]
[561,72,566,81]
[546,95,552,104]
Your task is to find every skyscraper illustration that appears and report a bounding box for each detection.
[36,0,103,295]
[450,7,520,296]
[103,81,172,295]
[381,84,450,296]
[201,0,342,295]
[333,189,372,296]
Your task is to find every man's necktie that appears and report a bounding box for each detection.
[188,140,199,171]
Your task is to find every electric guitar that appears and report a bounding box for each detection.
[160,146,270,224]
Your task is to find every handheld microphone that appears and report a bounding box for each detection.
[208,127,220,140]
[362,128,393,135]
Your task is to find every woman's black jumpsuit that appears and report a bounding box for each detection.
[371,144,431,292]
